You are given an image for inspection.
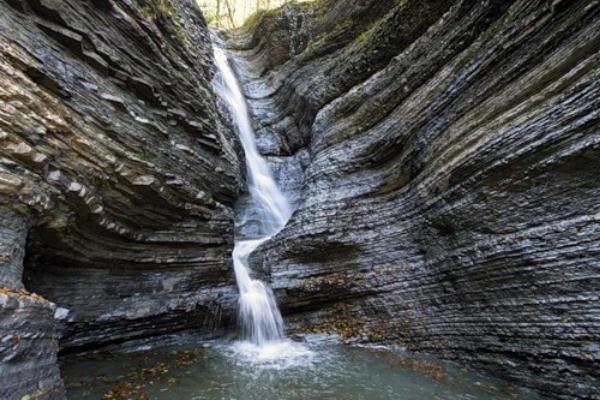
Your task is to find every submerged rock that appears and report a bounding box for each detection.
[223,0,600,398]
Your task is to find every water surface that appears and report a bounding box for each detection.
[62,341,538,400]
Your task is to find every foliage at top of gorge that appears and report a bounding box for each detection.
[197,0,313,28]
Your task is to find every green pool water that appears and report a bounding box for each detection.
[61,338,538,400]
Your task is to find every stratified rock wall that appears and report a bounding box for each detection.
[0,0,242,397]
[224,0,600,398]
[0,207,29,289]
[0,287,64,399]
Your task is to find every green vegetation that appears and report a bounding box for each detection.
[242,9,269,29]
[138,0,175,21]
[198,0,314,28]
[300,17,355,59]
[355,21,379,44]
[303,32,326,53]
[137,1,194,51]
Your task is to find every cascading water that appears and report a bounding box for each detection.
[212,46,310,364]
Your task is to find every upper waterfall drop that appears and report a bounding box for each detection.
[212,45,301,355]
[213,47,291,236]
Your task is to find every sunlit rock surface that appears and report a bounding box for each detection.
[223,0,600,398]
[0,0,242,397]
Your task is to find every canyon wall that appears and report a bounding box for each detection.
[224,0,600,398]
[0,0,242,398]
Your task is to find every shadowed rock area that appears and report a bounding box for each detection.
[0,0,242,398]
[221,0,600,398]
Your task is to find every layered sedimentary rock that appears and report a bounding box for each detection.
[223,1,600,398]
[0,286,63,399]
[0,0,242,397]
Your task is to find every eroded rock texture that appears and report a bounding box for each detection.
[0,287,63,399]
[223,0,600,398]
[0,0,242,397]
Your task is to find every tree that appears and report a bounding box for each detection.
[216,0,222,27]
[223,0,236,28]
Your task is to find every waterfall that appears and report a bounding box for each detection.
[212,46,291,347]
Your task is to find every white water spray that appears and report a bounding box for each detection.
[212,47,309,364]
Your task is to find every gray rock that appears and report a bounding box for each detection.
[0,207,29,289]
[225,0,600,399]
[0,288,64,399]
[0,0,242,398]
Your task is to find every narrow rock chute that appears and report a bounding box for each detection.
[213,45,310,364]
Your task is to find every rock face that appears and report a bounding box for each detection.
[223,0,600,398]
[0,207,29,289]
[0,287,63,399]
[0,0,242,397]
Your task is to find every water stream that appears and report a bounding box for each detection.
[212,46,310,364]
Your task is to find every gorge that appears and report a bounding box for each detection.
[0,0,599,399]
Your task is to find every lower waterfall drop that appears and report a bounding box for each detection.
[212,45,312,366]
